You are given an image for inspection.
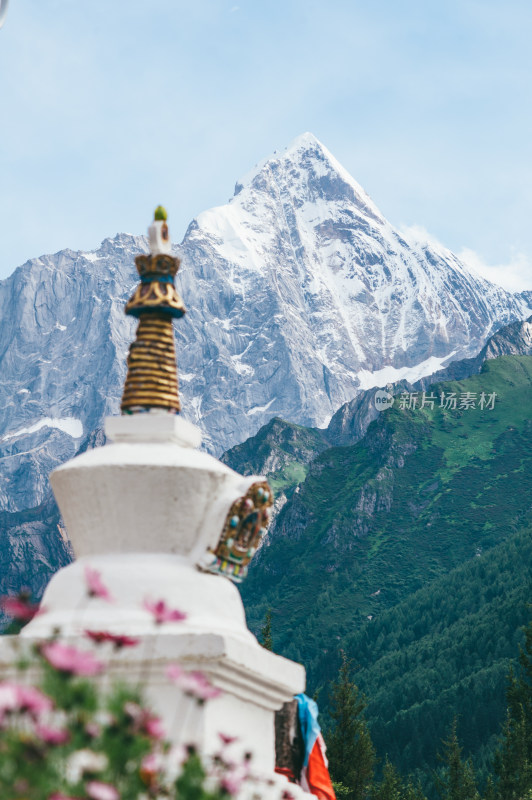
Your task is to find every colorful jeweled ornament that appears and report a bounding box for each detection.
[202,481,274,582]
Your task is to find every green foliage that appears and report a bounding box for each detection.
[435,720,479,800]
[243,356,532,646]
[0,658,153,799]
[237,356,532,789]
[324,612,532,800]
[326,653,376,800]
[492,617,532,800]
[335,781,355,799]
[269,460,309,496]
[372,759,404,800]
[345,526,532,786]
[260,607,273,650]
[0,635,247,799]
[174,749,231,800]
[222,416,329,499]
[403,778,428,800]
[371,759,427,800]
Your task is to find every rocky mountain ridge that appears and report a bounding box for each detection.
[0,132,530,600]
[237,355,532,679]
[326,313,532,447]
[223,313,532,483]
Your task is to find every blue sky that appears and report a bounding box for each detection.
[1,0,531,290]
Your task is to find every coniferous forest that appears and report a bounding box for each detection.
[321,605,532,800]
[241,355,532,798]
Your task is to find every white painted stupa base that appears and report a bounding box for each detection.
[0,630,308,799]
[12,412,311,796]
[23,553,257,642]
[50,414,264,565]
[20,553,305,775]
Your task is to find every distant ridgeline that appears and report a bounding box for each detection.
[224,353,532,786]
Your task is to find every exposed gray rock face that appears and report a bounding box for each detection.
[0,496,72,609]
[482,314,532,358]
[325,388,385,448]
[0,235,138,514]
[326,315,532,447]
[414,314,532,389]
[221,417,329,477]
[0,133,530,600]
[177,133,529,451]
[519,290,532,307]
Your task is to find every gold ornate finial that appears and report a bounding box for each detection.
[120,208,186,414]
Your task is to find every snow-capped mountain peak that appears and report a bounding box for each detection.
[0,133,529,521]
[233,131,384,226]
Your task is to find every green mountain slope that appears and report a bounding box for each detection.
[342,525,532,789]
[221,416,329,499]
[237,355,532,671]
[228,354,532,788]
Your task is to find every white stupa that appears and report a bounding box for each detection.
[17,209,310,795]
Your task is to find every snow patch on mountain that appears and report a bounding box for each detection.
[247,399,276,416]
[357,352,458,391]
[1,418,83,442]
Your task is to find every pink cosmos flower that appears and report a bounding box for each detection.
[85,630,140,649]
[17,684,54,717]
[166,664,222,703]
[84,566,113,602]
[219,732,239,746]
[86,783,119,800]
[143,598,187,625]
[221,774,245,796]
[0,682,20,718]
[219,763,250,797]
[141,751,164,775]
[123,700,143,719]
[0,595,40,621]
[41,642,104,676]
[36,723,70,745]
[124,701,165,739]
[85,721,101,738]
[0,682,53,721]
[144,714,165,739]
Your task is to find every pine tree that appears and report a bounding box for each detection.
[326,652,376,800]
[260,608,273,651]
[402,778,427,800]
[493,619,532,799]
[372,758,403,800]
[371,758,426,800]
[435,719,479,800]
[483,776,497,800]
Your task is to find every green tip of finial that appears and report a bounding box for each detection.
[154,205,168,221]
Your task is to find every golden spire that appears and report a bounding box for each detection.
[121,208,186,414]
